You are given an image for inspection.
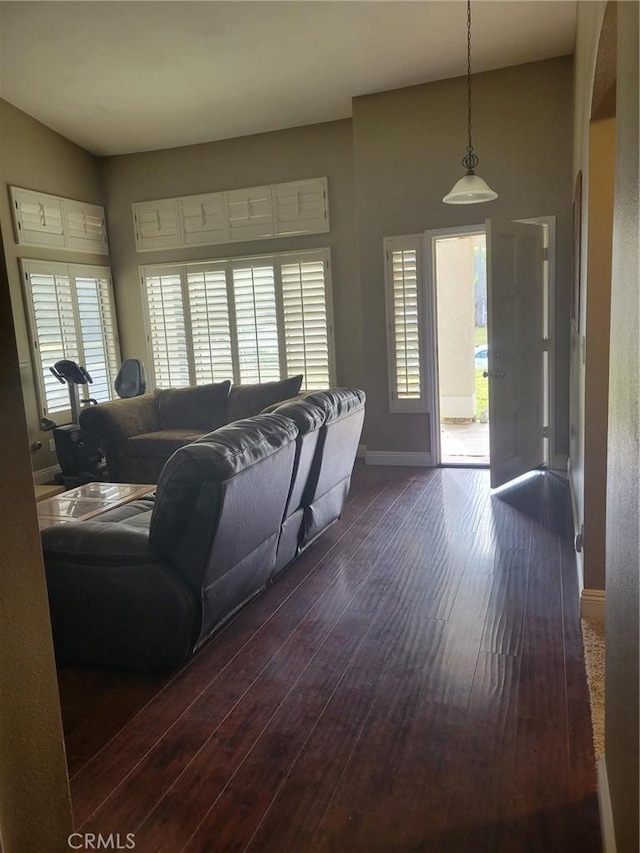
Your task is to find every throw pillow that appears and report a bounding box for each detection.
[156,380,231,431]
[226,375,304,422]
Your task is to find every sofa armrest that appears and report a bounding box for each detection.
[41,520,153,564]
[79,394,160,443]
[79,395,161,481]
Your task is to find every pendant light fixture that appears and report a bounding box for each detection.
[443,0,498,205]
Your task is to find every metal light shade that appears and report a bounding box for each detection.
[442,171,498,204]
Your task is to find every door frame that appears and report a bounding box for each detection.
[424,215,556,470]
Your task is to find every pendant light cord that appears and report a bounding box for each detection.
[462,0,479,173]
[467,0,473,157]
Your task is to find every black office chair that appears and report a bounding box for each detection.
[115,359,147,399]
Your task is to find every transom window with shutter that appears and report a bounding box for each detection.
[141,249,335,392]
[384,235,427,412]
[22,260,120,417]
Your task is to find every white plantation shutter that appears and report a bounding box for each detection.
[227,188,274,243]
[280,251,333,390]
[132,179,329,253]
[141,249,334,390]
[75,272,119,402]
[274,179,329,236]
[22,261,120,417]
[134,200,181,251]
[64,200,109,254]
[142,268,191,387]
[27,268,79,414]
[11,188,65,248]
[10,187,109,254]
[231,261,281,383]
[180,194,228,247]
[186,264,234,384]
[384,235,427,412]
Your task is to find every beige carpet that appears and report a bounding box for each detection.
[581,617,605,759]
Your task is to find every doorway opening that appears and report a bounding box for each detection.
[433,229,489,465]
[426,218,554,475]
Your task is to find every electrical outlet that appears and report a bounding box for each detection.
[49,439,56,452]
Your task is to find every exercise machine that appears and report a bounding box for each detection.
[41,360,107,487]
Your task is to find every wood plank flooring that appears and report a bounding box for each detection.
[57,463,601,852]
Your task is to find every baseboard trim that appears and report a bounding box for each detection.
[357,443,367,459]
[366,451,433,467]
[598,757,617,853]
[551,454,568,472]
[581,588,606,622]
[33,464,61,485]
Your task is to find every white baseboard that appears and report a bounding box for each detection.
[357,443,367,459]
[598,757,617,853]
[581,588,606,622]
[366,451,433,467]
[32,464,61,485]
[552,454,568,471]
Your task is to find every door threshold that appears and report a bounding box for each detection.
[439,462,490,469]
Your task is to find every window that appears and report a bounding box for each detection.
[22,260,120,416]
[141,249,335,391]
[133,178,328,252]
[384,235,427,412]
[10,187,109,254]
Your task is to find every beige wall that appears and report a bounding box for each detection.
[583,118,615,592]
[604,2,639,849]
[0,100,105,473]
[353,56,573,454]
[100,118,364,402]
[0,230,73,851]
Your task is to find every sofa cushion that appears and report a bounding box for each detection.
[127,429,205,458]
[155,381,231,431]
[227,375,303,422]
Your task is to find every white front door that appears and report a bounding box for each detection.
[486,219,545,488]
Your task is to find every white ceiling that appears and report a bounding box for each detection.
[0,1,577,157]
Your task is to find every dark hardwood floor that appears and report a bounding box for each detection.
[58,463,601,852]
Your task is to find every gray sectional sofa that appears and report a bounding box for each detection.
[78,375,304,483]
[41,389,365,670]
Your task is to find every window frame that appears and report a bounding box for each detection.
[140,248,336,391]
[21,258,120,420]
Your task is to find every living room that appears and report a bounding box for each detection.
[0,2,637,852]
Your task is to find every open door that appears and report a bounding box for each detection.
[486,219,545,488]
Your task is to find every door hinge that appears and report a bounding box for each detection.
[542,246,549,261]
[542,337,551,351]
[543,426,549,438]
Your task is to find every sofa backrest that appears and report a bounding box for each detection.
[298,388,366,546]
[265,397,327,520]
[304,388,365,500]
[149,413,298,645]
[154,381,230,431]
[226,375,303,422]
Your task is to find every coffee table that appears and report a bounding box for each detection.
[37,482,155,529]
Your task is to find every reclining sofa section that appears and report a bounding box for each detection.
[41,389,365,670]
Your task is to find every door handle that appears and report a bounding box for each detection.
[483,371,490,378]
[484,370,505,378]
